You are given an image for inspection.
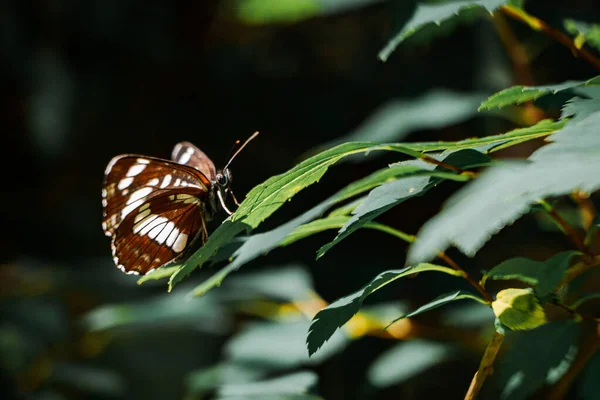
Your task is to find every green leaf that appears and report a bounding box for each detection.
[481,251,581,297]
[306,264,464,356]
[227,321,347,369]
[384,290,488,329]
[171,142,421,291]
[498,321,579,400]
[492,288,546,331]
[478,76,600,110]
[564,19,600,52]
[137,265,179,284]
[561,91,600,123]
[81,289,224,331]
[580,351,600,400]
[408,112,600,264]
[379,0,507,61]
[169,220,249,291]
[403,119,564,153]
[367,340,456,388]
[225,264,315,302]
[232,142,421,229]
[318,149,491,258]
[236,0,322,24]
[217,371,318,399]
[316,90,487,149]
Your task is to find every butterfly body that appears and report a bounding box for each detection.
[101,142,232,276]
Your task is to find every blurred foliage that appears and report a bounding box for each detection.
[3,0,600,399]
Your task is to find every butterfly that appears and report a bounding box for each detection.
[101,132,259,275]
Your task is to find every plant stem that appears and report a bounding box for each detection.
[465,330,505,400]
[500,5,600,71]
[538,199,589,254]
[437,253,494,303]
[419,154,479,178]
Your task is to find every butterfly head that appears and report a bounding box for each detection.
[215,168,232,189]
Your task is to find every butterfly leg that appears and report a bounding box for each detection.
[217,190,234,215]
[229,189,241,207]
[200,214,209,243]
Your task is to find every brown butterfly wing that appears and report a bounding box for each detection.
[102,155,211,238]
[110,189,208,275]
[102,155,214,275]
[171,141,217,181]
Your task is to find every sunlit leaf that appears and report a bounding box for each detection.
[307,264,464,356]
[408,112,600,264]
[478,76,600,111]
[236,0,386,25]
[367,340,456,388]
[482,251,581,297]
[232,142,420,228]
[402,119,565,153]
[379,0,507,61]
[564,19,600,52]
[498,321,580,400]
[492,288,546,331]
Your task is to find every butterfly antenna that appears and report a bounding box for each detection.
[224,131,259,170]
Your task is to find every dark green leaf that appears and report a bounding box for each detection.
[217,371,318,399]
[479,76,600,110]
[384,290,487,329]
[316,90,487,149]
[482,251,581,297]
[408,112,600,264]
[379,0,507,61]
[367,340,456,388]
[306,264,464,356]
[318,149,490,258]
[499,321,580,400]
[227,321,347,369]
[580,351,600,400]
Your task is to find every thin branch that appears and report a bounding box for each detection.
[419,154,479,178]
[437,252,493,303]
[500,5,600,71]
[538,199,589,254]
[465,330,505,400]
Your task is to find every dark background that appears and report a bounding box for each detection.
[2,1,600,399]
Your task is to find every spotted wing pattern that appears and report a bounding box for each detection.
[171,141,217,181]
[102,155,213,275]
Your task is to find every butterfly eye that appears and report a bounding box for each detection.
[216,173,228,186]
